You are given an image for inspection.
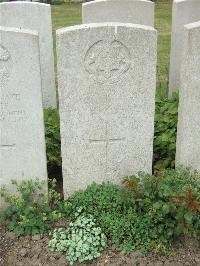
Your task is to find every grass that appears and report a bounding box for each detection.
[155,0,172,96]
[51,1,172,95]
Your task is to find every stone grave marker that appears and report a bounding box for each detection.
[169,0,200,96]
[57,23,157,197]
[0,2,57,107]
[0,26,47,209]
[176,21,200,171]
[82,0,154,26]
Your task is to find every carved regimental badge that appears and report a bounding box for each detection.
[84,40,130,84]
[0,45,12,88]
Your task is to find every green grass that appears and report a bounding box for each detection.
[52,3,82,36]
[51,1,172,92]
[155,0,172,91]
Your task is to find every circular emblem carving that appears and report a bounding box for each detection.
[84,40,130,84]
[0,44,12,87]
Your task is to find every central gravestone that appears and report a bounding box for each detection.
[57,23,157,197]
[0,26,47,209]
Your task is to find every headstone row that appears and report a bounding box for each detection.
[1,0,200,210]
[0,2,157,208]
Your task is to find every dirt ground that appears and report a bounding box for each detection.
[0,223,199,266]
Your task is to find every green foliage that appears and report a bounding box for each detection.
[66,183,126,219]
[154,92,179,171]
[0,179,69,236]
[49,211,106,265]
[66,168,200,255]
[65,183,169,254]
[44,108,61,172]
[51,0,64,5]
[123,167,200,239]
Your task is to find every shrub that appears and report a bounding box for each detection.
[49,211,107,265]
[0,179,69,236]
[123,167,200,239]
[65,183,169,254]
[1,168,199,258]
[154,92,179,172]
[66,168,200,254]
[44,108,61,172]
[66,182,127,219]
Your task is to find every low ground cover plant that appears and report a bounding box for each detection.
[49,210,107,265]
[66,168,200,254]
[0,168,199,264]
[0,178,69,236]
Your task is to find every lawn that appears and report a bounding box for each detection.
[51,0,172,94]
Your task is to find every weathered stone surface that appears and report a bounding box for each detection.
[0,2,57,107]
[57,23,157,197]
[169,0,200,96]
[176,21,200,171]
[0,26,47,209]
[82,0,154,26]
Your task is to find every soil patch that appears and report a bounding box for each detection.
[0,223,199,266]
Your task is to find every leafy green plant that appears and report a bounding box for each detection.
[65,183,170,254]
[49,210,107,265]
[51,0,64,5]
[123,167,200,239]
[66,168,200,255]
[154,92,179,172]
[0,178,69,236]
[66,183,127,219]
[44,108,61,172]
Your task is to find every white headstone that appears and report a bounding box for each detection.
[176,21,200,171]
[82,0,154,26]
[0,26,47,209]
[0,2,57,108]
[169,0,200,96]
[57,23,157,197]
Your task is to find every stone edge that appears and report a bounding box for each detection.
[56,22,156,35]
[0,1,50,8]
[83,0,154,8]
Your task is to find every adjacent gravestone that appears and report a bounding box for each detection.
[0,26,47,209]
[169,0,200,97]
[0,2,57,108]
[176,21,200,171]
[82,0,154,26]
[57,23,157,197]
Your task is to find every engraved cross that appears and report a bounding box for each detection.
[89,124,125,176]
[0,144,16,150]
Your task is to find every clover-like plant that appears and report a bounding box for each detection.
[49,212,107,265]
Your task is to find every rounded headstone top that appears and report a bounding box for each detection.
[0,1,50,8]
[57,22,156,35]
